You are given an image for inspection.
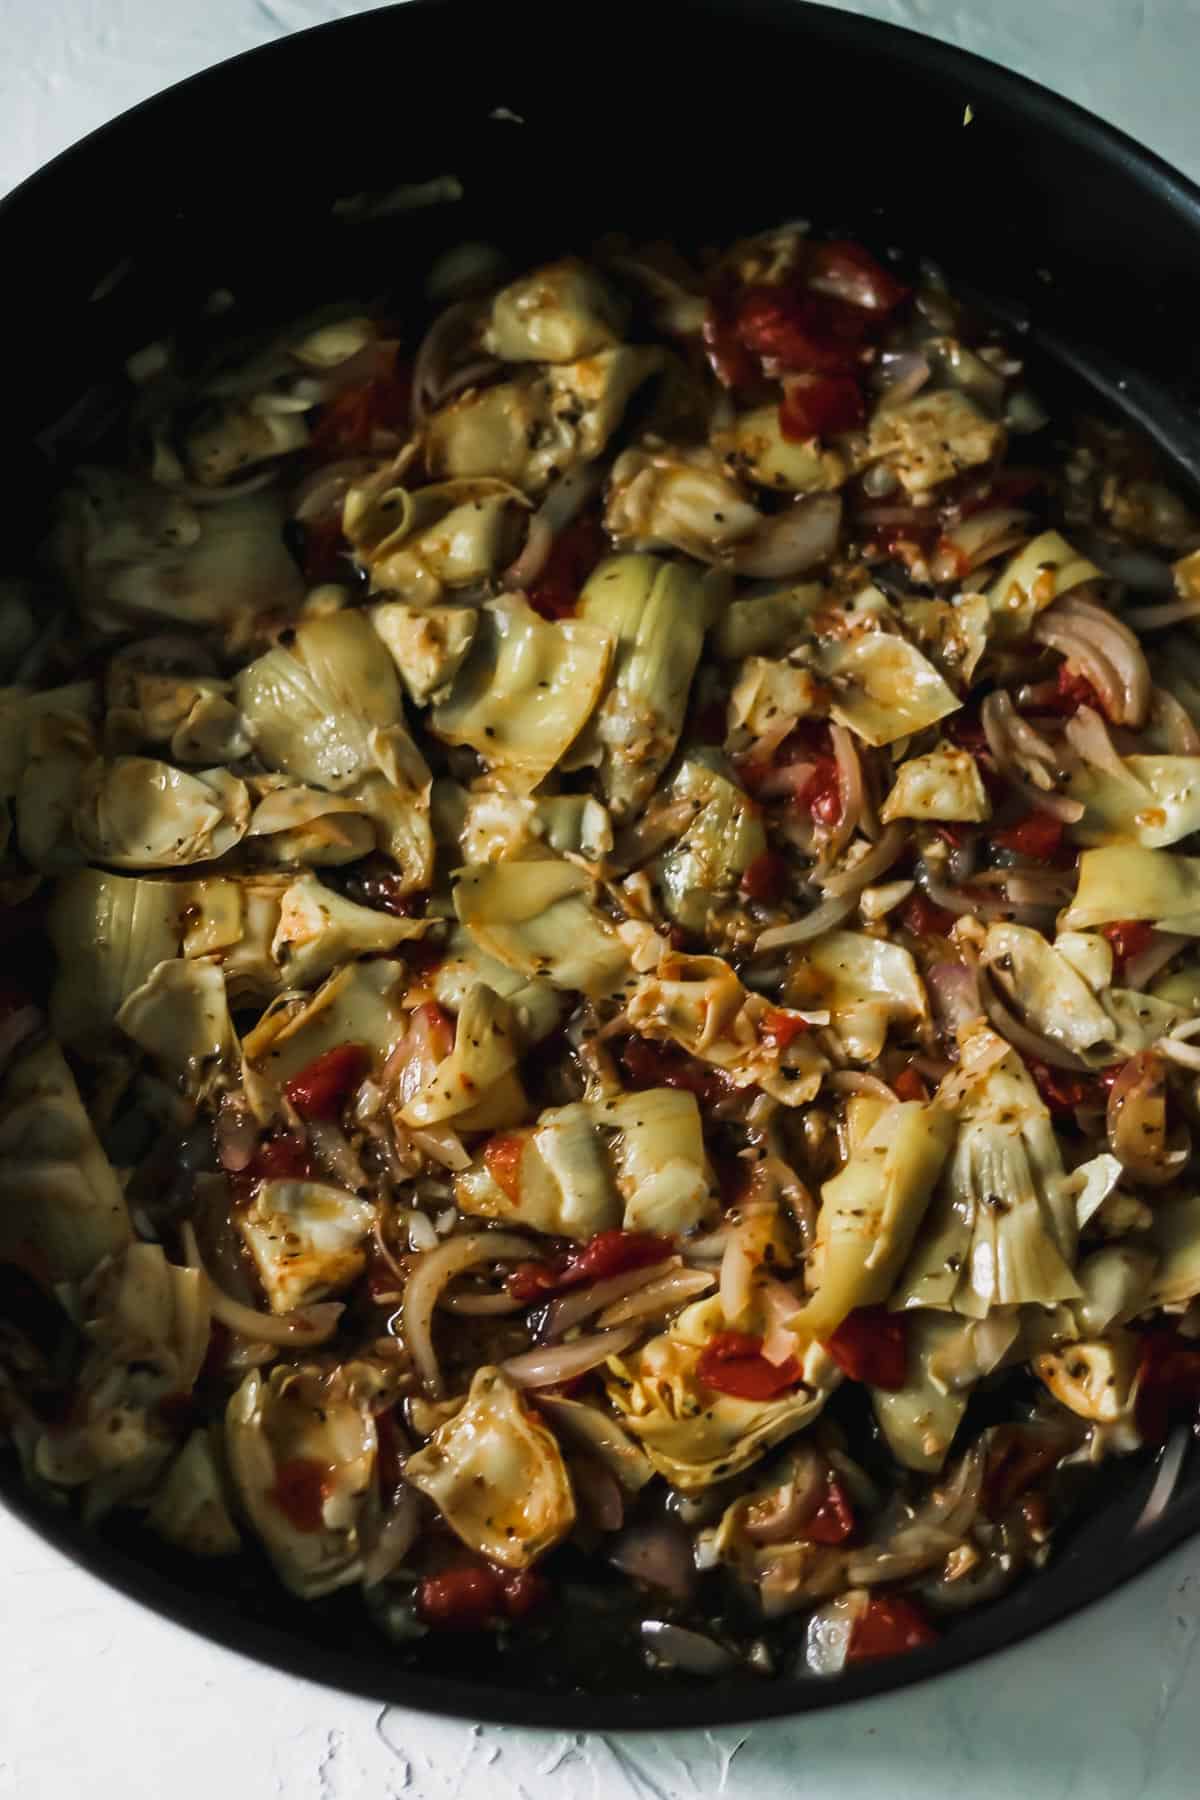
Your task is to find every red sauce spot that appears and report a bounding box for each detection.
[823,1308,908,1390]
[269,1458,331,1533]
[284,1043,372,1122]
[696,1332,803,1401]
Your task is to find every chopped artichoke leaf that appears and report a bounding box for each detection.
[482,258,628,363]
[370,600,478,702]
[880,743,991,824]
[272,871,427,988]
[606,1295,838,1490]
[712,585,824,661]
[791,931,928,1064]
[1148,1192,1200,1306]
[225,1365,380,1597]
[625,951,825,1105]
[51,472,304,645]
[0,681,97,797]
[239,1179,376,1313]
[404,1366,575,1568]
[713,406,847,494]
[729,656,823,748]
[453,857,629,997]
[986,530,1101,641]
[117,958,237,1100]
[432,595,612,792]
[148,1427,241,1557]
[457,1100,620,1239]
[863,390,1004,498]
[871,1312,974,1474]
[600,1087,719,1236]
[791,1101,954,1343]
[399,983,523,1129]
[573,554,727,818]
[431,923,563,1047]
[895,1036,1081,1317]
[0,1037,131,1284]
[347,474,523,606]
[1066,756,1200,849]
[655,752,767,934]
[73,758,249,869]
[244,958,407,1090]
[1035,1333,1139,1425]
[817,630,959,747]
[1062,846,1200,934]
[48,869,184,1053]
[981,922,1115,1058]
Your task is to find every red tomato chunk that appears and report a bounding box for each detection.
[284,1042,372,1121]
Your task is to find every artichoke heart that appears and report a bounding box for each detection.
[481,257,628,363]
[117,958,237,1101]
[243,958,407,1095]
[863,390,1005,499]
[880,743,991,824]
[346,475,524,606]
[399,982,527,1133]
[239,1179,376,1313]
[790,1100,954,1343]
[1062,846,1200,934]
[986,530,1100,641]
[272,871,428,988]
[817,629,959,747]
[225,1364,384,1597]
[0,1037,131,1284]
[370,600,479,702]
[431,595,612,792]
[895,1030,1082,1317]
[148,1428,241,1557]
[788,931,928,1064]
[48,868,184,1054]
[404,1366,575,1569]
[571,554,727,818]
[50,470,304,646]
[453,857,629,998]
[625,951,826,1105]
[606,1295,838,1490]
[1066,755,1200,850]
[73,757,250,869]
[654,752,767,935]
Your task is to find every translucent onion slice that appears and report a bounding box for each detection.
[403,1231,540,1396]
[180,1222,342,1347]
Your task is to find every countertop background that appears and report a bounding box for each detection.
[2,1,1200,1794]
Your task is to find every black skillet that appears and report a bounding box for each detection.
[2,0,1200,1730]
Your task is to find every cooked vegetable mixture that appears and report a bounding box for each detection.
[4,220,1200,1685]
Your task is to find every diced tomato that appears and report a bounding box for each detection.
[499,1567,549,1620]
[507,1228,671,1305]
[230,1130,315,1203]
[779,373,865,441]
[417,1564,506,1630]
[525,515,610,621]
[270,1457,331,1533]
[484,1133,526,1205]
[806,240,910,314]
[760,1006,809,1053]
[892,1064,930,1103]
[619,1034,732,1107]
[1029,659,1105,718]
[823,1308,908,1391]
[802,1477,857,1546]
[702,301,760,390]
[805,755,842,828]
[1101,919,1155,978]
[990,811,1065,862]
[308,351,412,457]
[1024,1058,1097,1117]
[1134,1328,1200,1446]
[416,1561,548,1629]
[899,891,955,938]
[284,1042,371,1121]
[697,1331,803,1401]
[568,1229,672,1287]
[740,852,787,906]
[734,285,870,376]
[845,1593,938,1664]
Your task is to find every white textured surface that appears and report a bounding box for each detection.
[3,1,1200,1794]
